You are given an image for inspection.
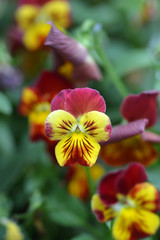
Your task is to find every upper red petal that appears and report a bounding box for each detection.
[34,71,72,98]
[116,162,148,195]
[98,169,124,205]
[65,88,106,118]
[98,163,147,205]
[120,90,159,127]
[51,89,72,111]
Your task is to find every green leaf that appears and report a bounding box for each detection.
[0,194,12,218]
[0,225,6,239]
[71,233,96,240]
[0,92,12,115]
[0,120,15,156]
[70,0,119,26]
[112,49,154,76]
[46,189,88,227]
[50,209,86,227]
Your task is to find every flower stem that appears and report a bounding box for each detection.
[85,167,94,196]
[93,26,129,98]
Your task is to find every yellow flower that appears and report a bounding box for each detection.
[3,220,23,240]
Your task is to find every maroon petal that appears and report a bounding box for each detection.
[117,162,148,195]
[98,170,124,205]
[98,163,148,205]
[18,0,50,6]
[34,71,72,97]
[105,119,148,144]
[45,22,87,65]
[142,131,160,143]
[120,90,159,127]
[51,89,72,111]
[73,57,102,81]
[65,87,106,118]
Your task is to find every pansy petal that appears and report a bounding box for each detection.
[19,87,39,115]
[51,89,72,111]
[142,131,160,143]
[79,111,111,142]
[100,135,158,167]
[113,208,160,240]
[106,119,148,144]
[120,90,159,127]
[91,194,116,222]
[23,22,51,51]
[117,162,148,195]
[73,56,102,81]
[65,88,106,118]
[128,182,160,212]
[29,102,51,140]
[34,71,72,97]
[98,170,124,205]
[55,132,100,166]
[45,22,87,65]
[45,110,77,140]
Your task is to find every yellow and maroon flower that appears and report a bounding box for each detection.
[15,0,72,51]
[100,90,160,166]
[91,163,160,240]
[19,70,72,141]
[67,163,105,201]
[45,88,111,167]
[45,23,102,84]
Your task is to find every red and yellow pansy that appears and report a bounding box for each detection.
[19,70,72,140]
[91,163,160,240]
[45,87,112,167]
[100,90,160,166]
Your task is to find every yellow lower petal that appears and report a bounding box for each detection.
[91,194,116,222]
[113,207,160,240]
[79,111,111,143]
[55,131,100,166]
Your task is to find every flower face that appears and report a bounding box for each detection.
[45,88,111,167]
[15,0,72,50]
[91,163,160,240]
[19,71,72,140]
[100,90,160,166]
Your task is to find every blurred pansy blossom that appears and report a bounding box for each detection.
[1,218,23,240]
[19,70,72,140]
[15,0,71,50]
[0,64,23,90]
[45,23,102,85]
[91,163,160,240]
[67,163,105,201]
[100,90,160,166]
[45,88,111,167]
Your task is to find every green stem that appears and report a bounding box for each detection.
[85,167,94,196]
[94,30,129,98]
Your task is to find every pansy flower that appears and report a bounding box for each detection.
[0,218,24,240]
[0,64,23,90]
[45,23,102,84]
[67,163,105,201]
[91,162,160,240]
[100,90,160,166]
[45,88,111,167]
[15,0,72,51]
[19,70,72,140]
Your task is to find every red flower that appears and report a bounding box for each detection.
[91,163,160,240]
[100,90,160,166]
